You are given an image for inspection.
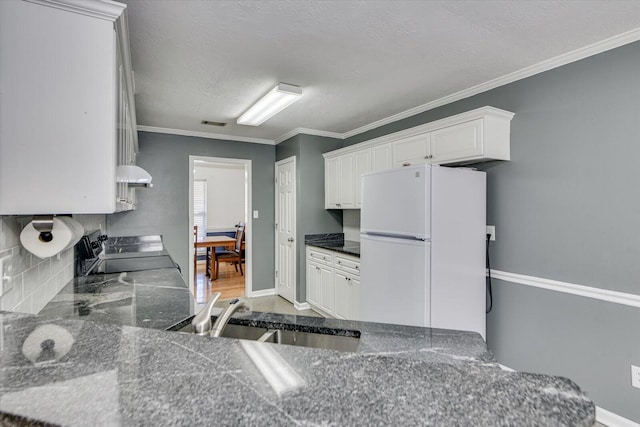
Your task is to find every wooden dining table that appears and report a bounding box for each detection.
[195,235,239,280]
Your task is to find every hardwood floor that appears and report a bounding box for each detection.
[194,260,245,303]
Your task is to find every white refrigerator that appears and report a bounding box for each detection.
[360,163,486,338]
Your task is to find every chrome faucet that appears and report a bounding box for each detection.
[210,298,250,338]
[191,292,221,335]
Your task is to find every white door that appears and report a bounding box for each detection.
[275,157,296,303]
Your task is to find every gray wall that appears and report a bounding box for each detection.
[276,134,343,302]
[108,132,276,292]
[341,41,640,421]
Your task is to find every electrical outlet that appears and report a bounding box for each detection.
[486,225,496,241]
[632,365,640,389]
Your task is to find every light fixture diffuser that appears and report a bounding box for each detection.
[237,83,303,126]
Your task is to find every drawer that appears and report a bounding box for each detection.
[307,248,334,266]
[335,255,360,276]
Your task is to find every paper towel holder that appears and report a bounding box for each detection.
[32,215,55,242]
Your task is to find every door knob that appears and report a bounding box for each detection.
[287,237,294,242]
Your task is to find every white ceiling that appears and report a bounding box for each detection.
[122,0,640,144]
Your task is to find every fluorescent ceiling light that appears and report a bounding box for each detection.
[237,83,303,126]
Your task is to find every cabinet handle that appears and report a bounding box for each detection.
[424,155,433,159]
[355,265,359,270]
[402,162,410,167]
[337,261,341,264]
[336,203,341,207]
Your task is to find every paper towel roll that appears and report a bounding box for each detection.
[22,324,75,364]
[20,216,84,259]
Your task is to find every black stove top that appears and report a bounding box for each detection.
[76,233,180,275]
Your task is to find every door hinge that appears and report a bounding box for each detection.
[275,176,278,184]
[275,270,278,278]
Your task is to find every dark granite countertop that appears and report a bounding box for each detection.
[0,307,595,425]
[38,268,195,331]
[305,233,361,257]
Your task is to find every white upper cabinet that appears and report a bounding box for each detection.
[323,107,514,209]
[354,150,371,208]
[371,143,392,171]
[430,119,482,164]
[325,157,341,208]
[392,134,431,167]
[339,154,355,208]
[325,151,371,209]
[0,0,139,214]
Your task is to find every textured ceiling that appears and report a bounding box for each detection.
[122,0,640,143]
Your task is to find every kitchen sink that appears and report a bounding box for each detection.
[169,320,360,353]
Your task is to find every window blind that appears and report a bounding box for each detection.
[193,180,207,255]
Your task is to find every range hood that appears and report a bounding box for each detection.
[116,165,153,188]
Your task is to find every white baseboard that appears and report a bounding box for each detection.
[490,270,640,309]
[596,407,640,427]
[294,301,311,311]
[248,288,276,298]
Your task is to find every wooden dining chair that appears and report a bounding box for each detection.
[214,223,245,280]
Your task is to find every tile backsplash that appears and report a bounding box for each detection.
[0,216,74,314]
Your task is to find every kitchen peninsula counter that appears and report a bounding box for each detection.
[0,308,595,426]
[38,267,195,331]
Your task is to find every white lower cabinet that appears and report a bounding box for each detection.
[306,261,321,308]
[306,246,361,320]
[319,266,335,314]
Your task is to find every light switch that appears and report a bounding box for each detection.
[253,210,259,219]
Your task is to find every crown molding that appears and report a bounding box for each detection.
[341,27,640,140]
[137,126,275,145]
[25,0,125,21]
[275,127,343,144]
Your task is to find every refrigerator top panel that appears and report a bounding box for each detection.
[361,164,430,240]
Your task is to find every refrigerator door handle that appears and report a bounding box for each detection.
[361,232,427,242]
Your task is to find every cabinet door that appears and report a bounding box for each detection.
[354,150,371,208]
[319,265,334,314]
[351,276,361,321]
[338,154,354,208]
[333,271,351,319]
[392,134,431,168]
[371,143,392,171]
[325,157,340,208]
[430,119,483,164]
[0,0,118,214]
[306,261,321,307]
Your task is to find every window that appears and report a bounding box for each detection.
[193,179,207,255]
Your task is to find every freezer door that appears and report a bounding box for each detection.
[360,234,430,327]
[361,164,430,239]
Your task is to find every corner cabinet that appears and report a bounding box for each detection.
[324,107,514,209]
[306,246,361,320]
[0,0,140,214]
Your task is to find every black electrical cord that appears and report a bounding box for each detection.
[486,233,493,314]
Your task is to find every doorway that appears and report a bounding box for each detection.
[188,156,252,303]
